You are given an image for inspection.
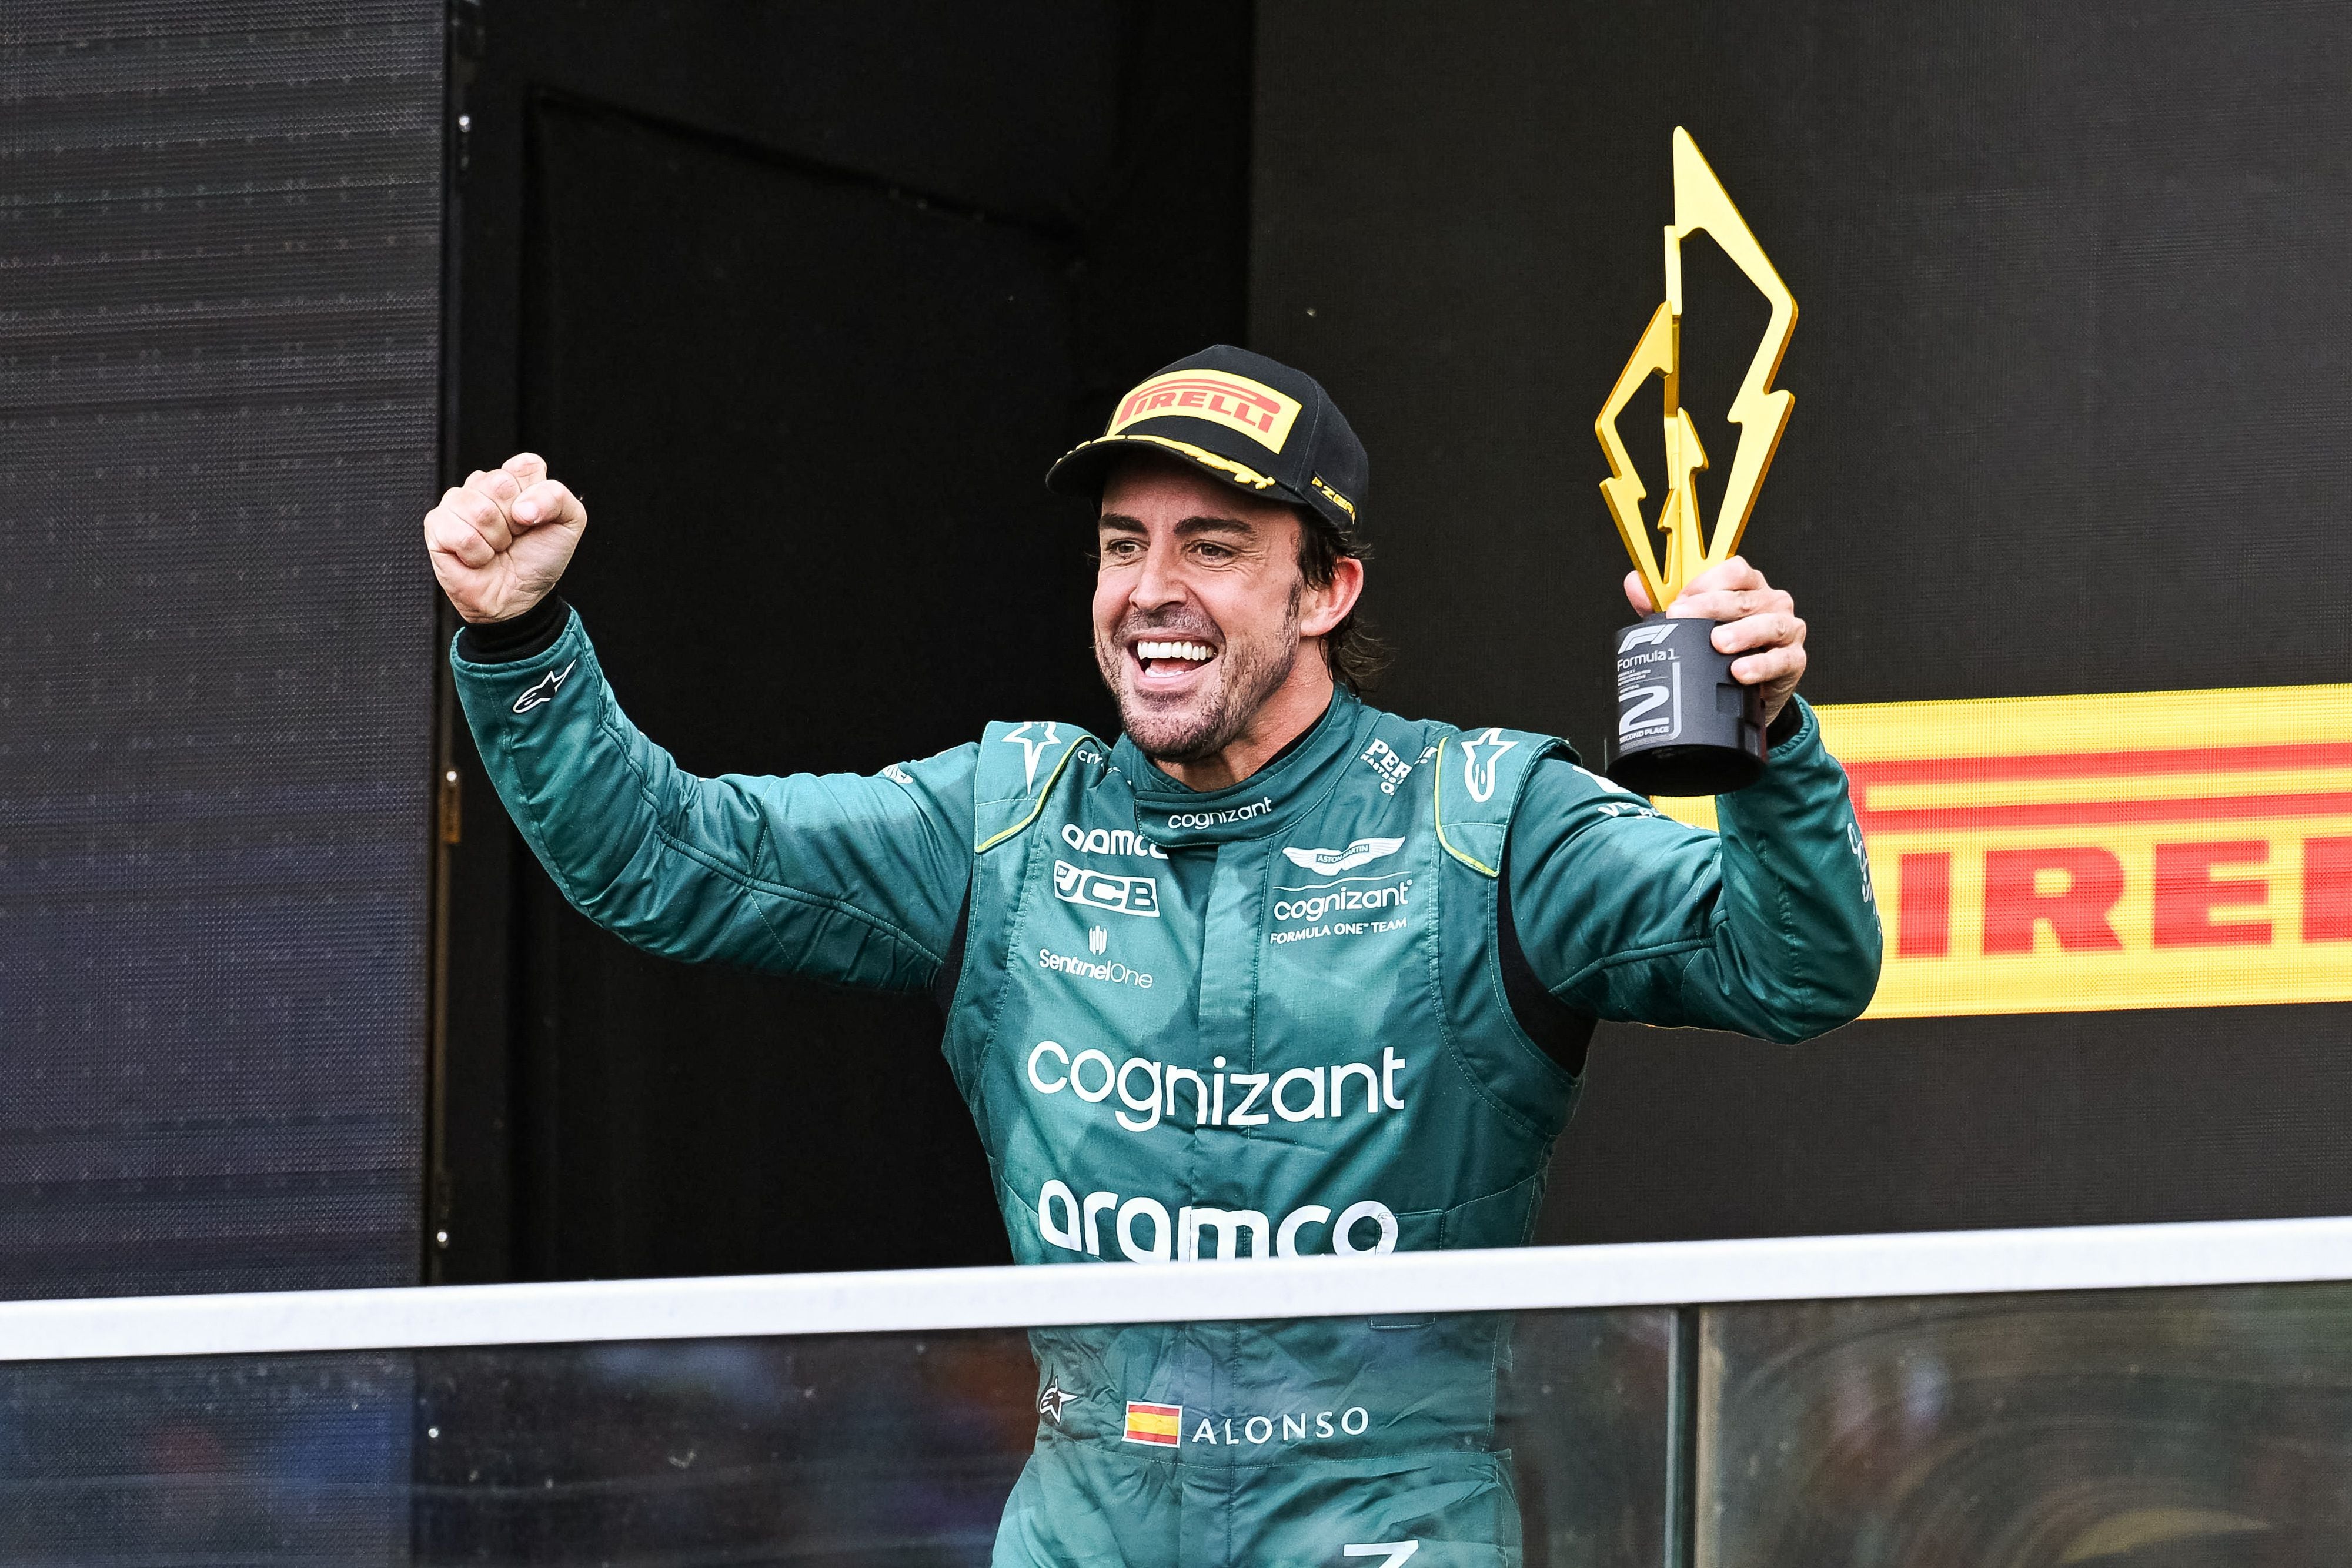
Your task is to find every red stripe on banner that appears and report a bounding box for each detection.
[1896,851,1952,957]
[1848,741,2352,788]
[1856,791,2352,835]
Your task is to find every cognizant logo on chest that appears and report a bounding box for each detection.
[1267,870,1414,945]
[1027,1042,1406,1132]
[1164,797,1272,830]
[1271,878,1411,924]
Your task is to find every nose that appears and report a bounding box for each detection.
[1130,534,1187,611]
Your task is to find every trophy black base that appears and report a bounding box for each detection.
[1605,615,1766,796]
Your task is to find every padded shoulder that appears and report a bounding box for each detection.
[974,721,1103,852]
[1433,726,1566,877]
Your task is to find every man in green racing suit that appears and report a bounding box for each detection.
[425,346,1880,1566]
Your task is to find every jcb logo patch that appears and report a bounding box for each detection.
[1107,370,1301,454]
[1054,860,1161,918]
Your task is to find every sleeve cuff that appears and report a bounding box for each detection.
[1766,694,1815,753]
[456,594,570,663]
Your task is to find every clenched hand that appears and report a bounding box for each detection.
[424,453,587,624]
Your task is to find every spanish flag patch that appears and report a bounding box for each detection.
[1123,1400,1182,1446]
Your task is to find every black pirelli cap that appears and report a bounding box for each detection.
[1045,345,1368,541]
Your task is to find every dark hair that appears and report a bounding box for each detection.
[1295,510,1388,693]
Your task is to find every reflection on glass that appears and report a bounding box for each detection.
[1698,1283,2352,1568]
[0,1308,1671,1565]
[418,1332,1035,1564]
[0,1355,412,1563]
[1506,1308,1675,1568]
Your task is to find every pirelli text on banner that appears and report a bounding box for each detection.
[1659,684,2352,1019]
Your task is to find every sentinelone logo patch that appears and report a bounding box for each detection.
[1658,683,2352,1018]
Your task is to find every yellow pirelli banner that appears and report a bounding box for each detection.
[1659,684,2352,1019]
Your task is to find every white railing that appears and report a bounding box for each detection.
[5,1214,2351,1363]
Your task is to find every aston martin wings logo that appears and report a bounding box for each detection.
[1594,128,1797,615]
[1281,836,1406,874]
[1002,722,1062,792]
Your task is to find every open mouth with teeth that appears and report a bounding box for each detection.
[1131,637,1220,688]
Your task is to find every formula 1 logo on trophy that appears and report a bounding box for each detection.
[1595,127,1797,795]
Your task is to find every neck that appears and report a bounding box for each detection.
[1152,646,1337,792]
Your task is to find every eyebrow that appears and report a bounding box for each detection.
[1097,512,1256,538]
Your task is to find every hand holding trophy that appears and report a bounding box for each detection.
[1596,128,1798,795]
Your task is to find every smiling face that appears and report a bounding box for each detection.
[1093,456,1354,771]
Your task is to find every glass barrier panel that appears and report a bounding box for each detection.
[0,1306,1673,1566]
[1698,1282,2352,1568]
[1505,1305,1678,1568]
[0,1353,414,1564]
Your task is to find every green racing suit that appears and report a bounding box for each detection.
[455,608,1880,1567]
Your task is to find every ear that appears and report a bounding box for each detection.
[1297,554,1365,640]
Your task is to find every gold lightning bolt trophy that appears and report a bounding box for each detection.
[1595,128,1797,795]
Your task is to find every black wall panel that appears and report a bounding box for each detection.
[511,95,1084,1280]
[439,2,1251,1282]
[0,2,442,1295]
[1250,1,2352,1239]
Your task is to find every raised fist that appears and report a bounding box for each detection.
[423,453,587,624]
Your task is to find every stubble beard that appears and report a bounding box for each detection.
[1097,589,1301,765]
